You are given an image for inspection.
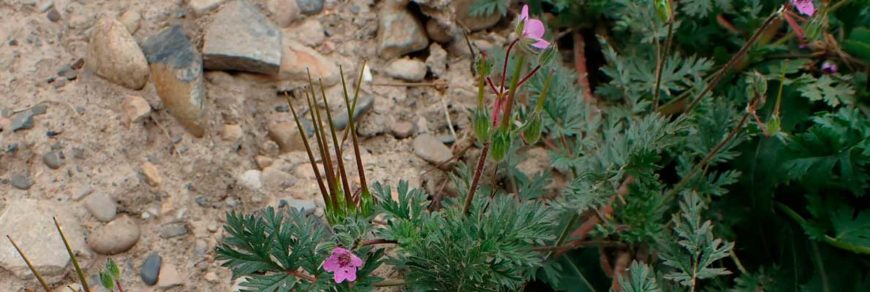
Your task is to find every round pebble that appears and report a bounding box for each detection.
[87,216,141,255]
[140,252,162,286]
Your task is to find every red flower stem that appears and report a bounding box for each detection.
[116,280,124,292]
[515,65,542,89]
[287,269,317,282]
[486,77,499,96]
[500,40,520,92]
[463,143,490,215]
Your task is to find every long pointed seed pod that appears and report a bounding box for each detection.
[319,79,354,209]
[54,217,90,292]
[6,235,51,291]
[340,63,370,197]
[305,85,339,207]
[285,92,332,210]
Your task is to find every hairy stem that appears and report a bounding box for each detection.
[573,31,596,103]
[681,8,781,114]
[653,19,675,111]
[463,143,490,215]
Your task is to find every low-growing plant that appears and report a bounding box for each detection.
[215,0,869,291]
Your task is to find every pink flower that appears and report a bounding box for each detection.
[518,5,550,50]
[821,61,838,74]
[322,247,363,283]
[792,0,815,17]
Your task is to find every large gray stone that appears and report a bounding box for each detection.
[142,26,206,137]
[87,216,140,255]
[203,0,282,75]
[0,199,86,279]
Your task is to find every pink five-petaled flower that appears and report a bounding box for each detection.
[791,0,815,17]
[518,5,550,50]
[323,247,363,283]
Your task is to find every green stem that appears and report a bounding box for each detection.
[54,217,90,292]
[6,235,51,291]
[546,213,579,260]
[500,54,526,131]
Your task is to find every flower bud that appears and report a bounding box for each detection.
[523,113,543,145]
[473,109,492,144]
[655,0,672,23]
[490,128,511,161]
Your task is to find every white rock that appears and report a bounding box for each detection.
[386,58,427,81]
[239,170,263,190]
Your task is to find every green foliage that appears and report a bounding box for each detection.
[796,74,856,107]
[660,192,733,288]
[618,261,660,292]
[372,182,557,290]
[469,0,509,17]
[99,259,120,291]
[216,207,384,290]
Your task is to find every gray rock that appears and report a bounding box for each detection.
[262,166,295,190]
[141,26,206,137]
[377,4,428,59]
[425,18,453,43]
[10,110,34,132]
[386,58,427,81]
[296,0,323,15]
[333,95,374,130]
[46,7,61,22]
[86,17,150,90]
[57,65,77,80]
[0,199,87,279]
[84,193,117,222]
[9,172,32,190]
[203,0,282,75]
[425,43,448,77]
[140,252,161,286]
[413,134,452,164]
[31,103,48,115]
[42,150,65,169]
[159,222,189,238]
[87,216,140,255]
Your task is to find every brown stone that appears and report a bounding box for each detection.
[122,95,151,125]
[86,17,149,90]
[141,26,206,137]
[142,162,162,187]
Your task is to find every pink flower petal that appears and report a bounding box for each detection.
[531,39,550,50]
[324,256,340,272]
[520,4,529,21]
[792,0,815,16]
[350,254,363,267]
[524,19,546,39]
[341,268,357,282]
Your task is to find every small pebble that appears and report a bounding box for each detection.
[10,172,33,190]
[140,252,162,286]
[413,134,453,164]
[141,162,162,187]
[159,222,189,238]
[157,263,183,288]
[10,110,34,132]
[42,150,65,169]
[46,7,61,22]
[390,120,415,139]
[57,65,77,80]
[87,216,141,255]
[296,0,324,15]
[85,193,117,222]
[195,196,209,207]
[274,104,289,112]
[31,103,48,115]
